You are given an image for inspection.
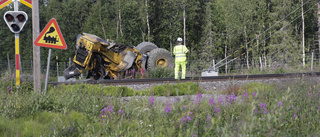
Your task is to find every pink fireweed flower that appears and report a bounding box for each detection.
[131,69,135,75]
[254,106,258,113]
[107,106,114,112]
[218,97,224,105]
[101,107,107,118]
[278,101,283,107]
[252,92,256,99]
[225,93,237,104]
[209,98,215,106]
[260,103,268,114]
[231,93,237,102]
[174,98,179,103]
[149,96,155,106]
[180,116,191,123]
[186,115,192,121]
[206,114,211,121]
[242,91,249,102]
[225,95,229,103]
[293,114,297,119]
[101,106,114,119]
[214,107,220,114]
[164,102,172,115]
[183,105,187,109]
[193,93,202,104]
[180,112,192,124]
[118,109,124,115]
[197,93,202,99]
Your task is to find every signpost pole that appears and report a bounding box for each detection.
[13,0,20,86]
[44,48,51,94]
[15,33,20,86]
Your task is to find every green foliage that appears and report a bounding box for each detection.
[145,82,204,96]
[55,82,202,97]
[1,78,320,136]
[224,82,274,97]
[147,67,174,78]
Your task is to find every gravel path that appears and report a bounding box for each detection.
[117,78,290,92]
[115,77,297,104]
[112,76,320,104]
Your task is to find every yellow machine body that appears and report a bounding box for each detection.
[72,33,143,79]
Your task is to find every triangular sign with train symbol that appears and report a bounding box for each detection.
[34,18,67,49]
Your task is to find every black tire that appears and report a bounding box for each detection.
[147,48,174,70]
[135,42,158,55]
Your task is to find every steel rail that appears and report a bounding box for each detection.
[48,72,320,86]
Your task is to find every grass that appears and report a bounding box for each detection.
[225,63,320,76]
[1,73,320,136]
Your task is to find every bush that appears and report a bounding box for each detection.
[147,67,174,78]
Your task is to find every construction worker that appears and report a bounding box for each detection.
[173,37,189,79]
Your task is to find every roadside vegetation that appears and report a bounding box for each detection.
[1,72,320,136]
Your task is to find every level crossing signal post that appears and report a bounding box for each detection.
[3,10,28,87]
[4,11,28,33]
[1,0,35,89]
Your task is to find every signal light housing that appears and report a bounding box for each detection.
[3,11,28,33]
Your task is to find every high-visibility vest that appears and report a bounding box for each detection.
[173,44,188,60]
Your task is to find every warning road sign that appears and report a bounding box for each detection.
[34,18,67,49]
[0,0,12,10]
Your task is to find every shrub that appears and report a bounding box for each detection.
[147,67,174,78]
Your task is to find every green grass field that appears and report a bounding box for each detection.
[1,73,320,136]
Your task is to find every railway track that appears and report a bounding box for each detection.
[48,72,320,86]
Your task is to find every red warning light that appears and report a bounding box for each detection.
[5,14,14,22]
[17,14,26,22]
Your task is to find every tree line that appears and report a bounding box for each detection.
[0,0,319,73]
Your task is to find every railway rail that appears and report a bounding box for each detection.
[48,72,320,86]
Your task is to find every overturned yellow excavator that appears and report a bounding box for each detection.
[63,33,174,80]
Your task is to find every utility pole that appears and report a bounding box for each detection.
[183,0,186,45]
[318,2,320,66]
[32,0,41,93]
[302,0,305,67]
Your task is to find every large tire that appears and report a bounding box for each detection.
[147,48,174,70]
[135,42,159,70]
[135,42,158,55]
